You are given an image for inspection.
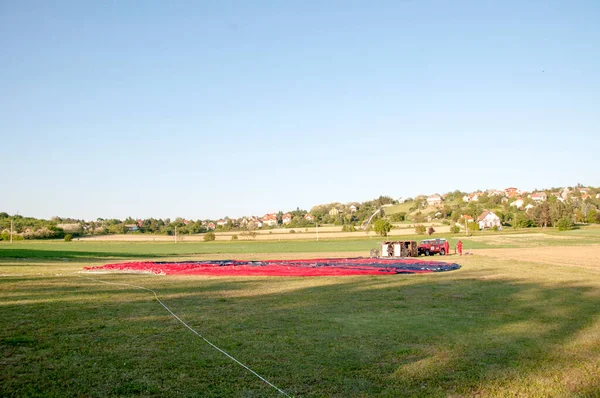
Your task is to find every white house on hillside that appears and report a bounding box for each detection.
[476,210,502,229]
[529,192,547,202]
[262,214,278,227]
[509,198,524,209]
[463,192,483,202]
[282,213,292,225]
[427,194,442,206]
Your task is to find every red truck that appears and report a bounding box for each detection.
[418,238,449,256]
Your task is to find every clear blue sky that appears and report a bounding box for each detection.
[1,0,599,221]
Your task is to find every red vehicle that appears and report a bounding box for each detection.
[418,238,448,256]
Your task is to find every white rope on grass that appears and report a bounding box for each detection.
[78,274,292,398]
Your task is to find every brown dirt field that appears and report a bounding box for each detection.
[477,245,600,271]
[81,225,451,242]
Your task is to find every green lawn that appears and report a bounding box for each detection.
[0,237,502,261]
[1,235,599,397]
[4,227,597,261]
[383,202,413,215]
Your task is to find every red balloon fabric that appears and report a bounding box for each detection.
[84,257,460,276]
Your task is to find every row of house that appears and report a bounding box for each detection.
[508,187,600,209]
[203,212,318,230]
[426,188,521,207]
[426,186,599,208]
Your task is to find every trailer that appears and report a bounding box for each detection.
[379,240,419,258]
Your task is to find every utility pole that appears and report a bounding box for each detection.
[10,219,13,244]
[316,223,319,242]
[175,226,177,243]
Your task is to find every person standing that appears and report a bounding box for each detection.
[444,239,449,255]
[457,240,463,256]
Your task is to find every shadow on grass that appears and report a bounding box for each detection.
[1,274,599,397]
[0,248,166,261]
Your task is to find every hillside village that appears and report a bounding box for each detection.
[2,185,600,240]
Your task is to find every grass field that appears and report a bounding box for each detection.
[383,202,413,215]
[1,230,600,397]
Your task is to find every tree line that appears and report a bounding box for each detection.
[1,188,599,240]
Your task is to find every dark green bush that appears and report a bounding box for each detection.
[557,217,574,231]
[468,222,480,231]
[415,225,426,234]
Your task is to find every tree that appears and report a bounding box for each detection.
[427,226,435,236]
[203,232,216,241]
[468,222,480,231]
[412,212,425,223]
[389,212,406,222]
[450,210,461,222]
[415,224,426,234]
[373,219,393,237]
[513,213,533,228]
[533,202,551,228]
[376,195,394,206]
[107,223,126,234]
[587,208,598,224]
[550,200,568,227]
[342,224,356,232]
[557,217,574,231]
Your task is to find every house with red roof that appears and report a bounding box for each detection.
[262,213,278,227]
[529,192,547,202]
[282,213,292,225]
[463,192,483,202]
[461,214,474,222]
